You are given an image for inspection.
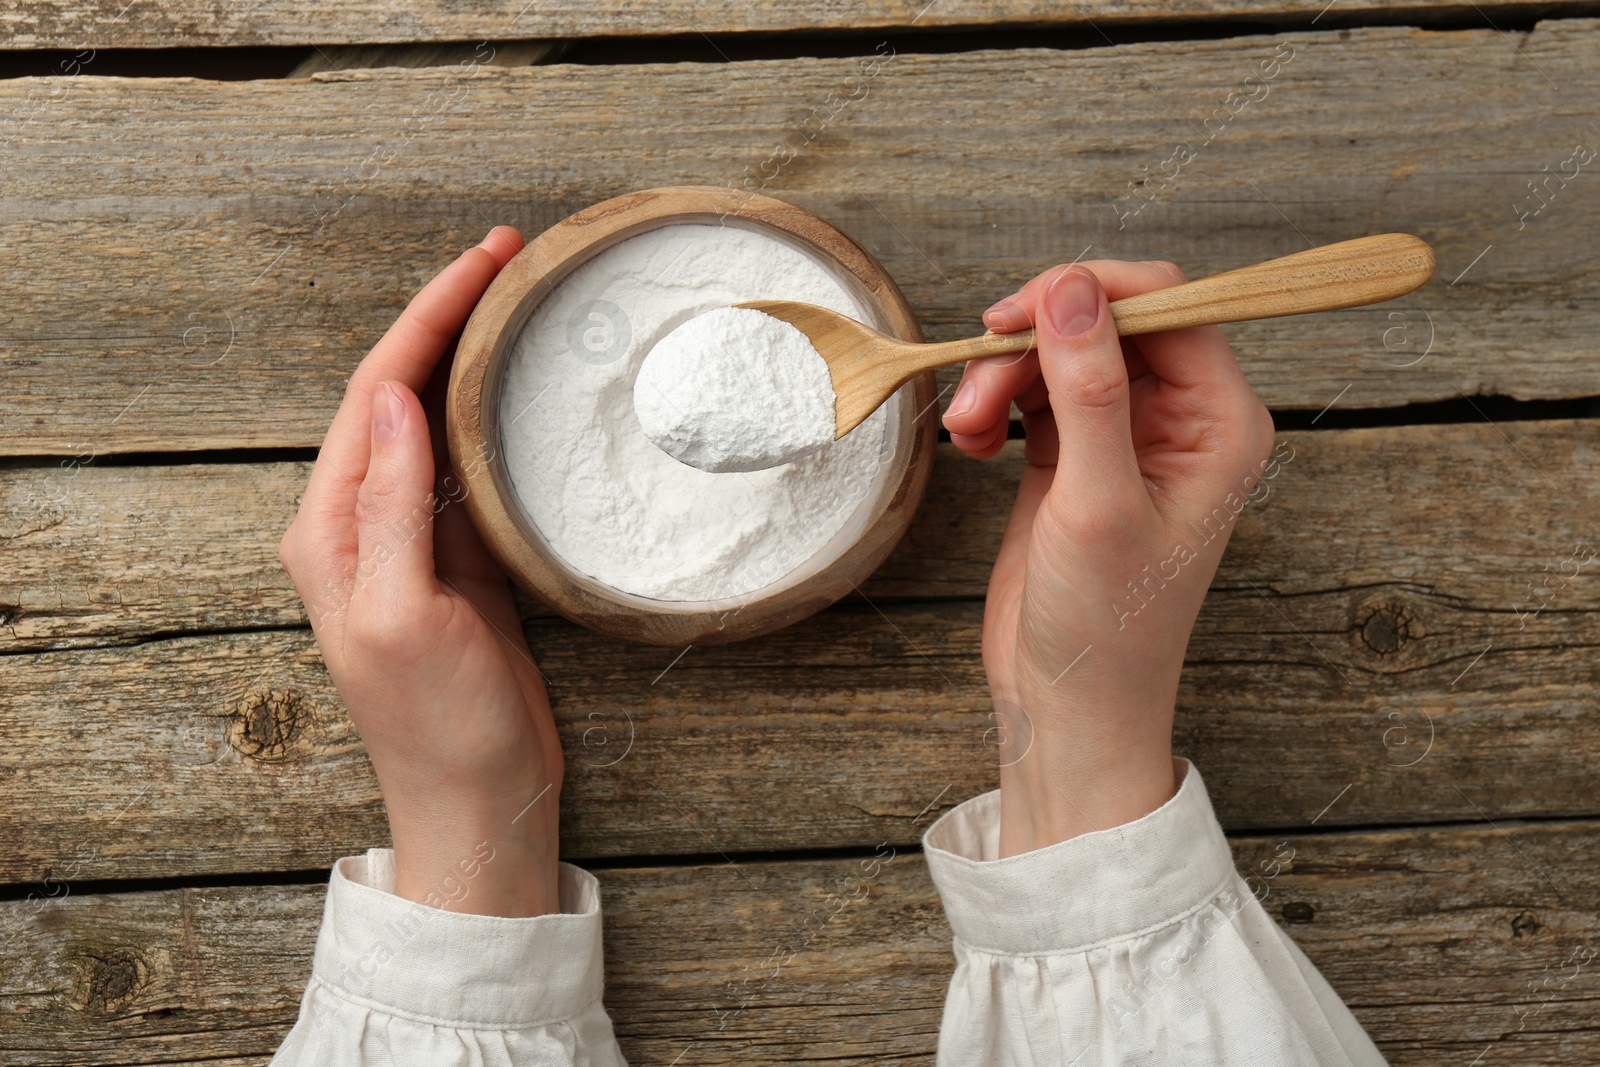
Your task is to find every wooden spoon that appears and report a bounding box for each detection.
[737,233,1436,441]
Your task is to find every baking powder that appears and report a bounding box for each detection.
[633,306,837,473]
[499,223,892,602]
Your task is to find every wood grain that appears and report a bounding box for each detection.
[9,1,1599,48]
[3,821,1596,1065]
[4,23,1599,454]
[0,460,309,649]
[3,423,1593,650]
[3,419,1598,881]
[1107,231,1436,333]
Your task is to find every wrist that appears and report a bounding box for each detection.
[385,783,562,917]
[993,688,1178,857]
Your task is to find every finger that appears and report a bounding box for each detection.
[1093,258,1241,394]
[360,225,524,408]
[952,258,1185,444]
[948,347,1050,462]
[1130,322,1247,396]
[315,229,523,491]
[282,229,519,645]
[982,263,1078,333]
[1139,325,1276,499]
[949,417,1010,460]
[1104,261,1267,472]
[476,225,525,268]
[419,351,511,589]
[1083,259,1189,304]
[1034,267,1146,507]
[292,225,524,601]
[994,258,1192,329]
[942,351,1038,444]
[952,267,1075,445]
[353,381,440,609]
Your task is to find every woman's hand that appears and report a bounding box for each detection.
[278,227,565,916]
[943,262,1278,857]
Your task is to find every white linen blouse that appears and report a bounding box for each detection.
[270,760,1386,1066]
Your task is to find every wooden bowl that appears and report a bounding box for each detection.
[446,186,937,646]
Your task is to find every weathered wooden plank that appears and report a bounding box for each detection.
[3,822,1597,1065]
[7,0,1597,49]
[0,460,310,648]
[4,24,1598,454]
[3,421,1597,880]
[4,421,1597,650]
[2,416,1597,880]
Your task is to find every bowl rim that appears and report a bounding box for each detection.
[446,185,937,646]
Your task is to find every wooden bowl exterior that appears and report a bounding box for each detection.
[447,186,937,646]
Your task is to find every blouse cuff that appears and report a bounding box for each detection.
[922,758,1235,955]
[308,849,605,1029]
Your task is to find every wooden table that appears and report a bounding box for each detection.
[3,3,1598,1063]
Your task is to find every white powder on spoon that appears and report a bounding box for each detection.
[633,306,837,473]
[499,223,892,603]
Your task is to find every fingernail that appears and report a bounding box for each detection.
[372,382,403,444]
[1041,268,1100,338]
[945,379,977,419]
[983,296,1030,333]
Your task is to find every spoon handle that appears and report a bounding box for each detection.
[921,233,1435,365]
[1112,232,1435,335]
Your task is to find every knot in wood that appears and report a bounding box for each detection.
[230,687,306,761]
[1359,604,1411,655]
[1282,901,1315,925]
[1512,910,1543,938]
[71,946,150,1013]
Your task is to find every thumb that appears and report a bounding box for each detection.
[1035,267,1145,512]
[354,381,439,606]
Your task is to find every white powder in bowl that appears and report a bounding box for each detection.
[632,306,837,473]
[498,223,893,603]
